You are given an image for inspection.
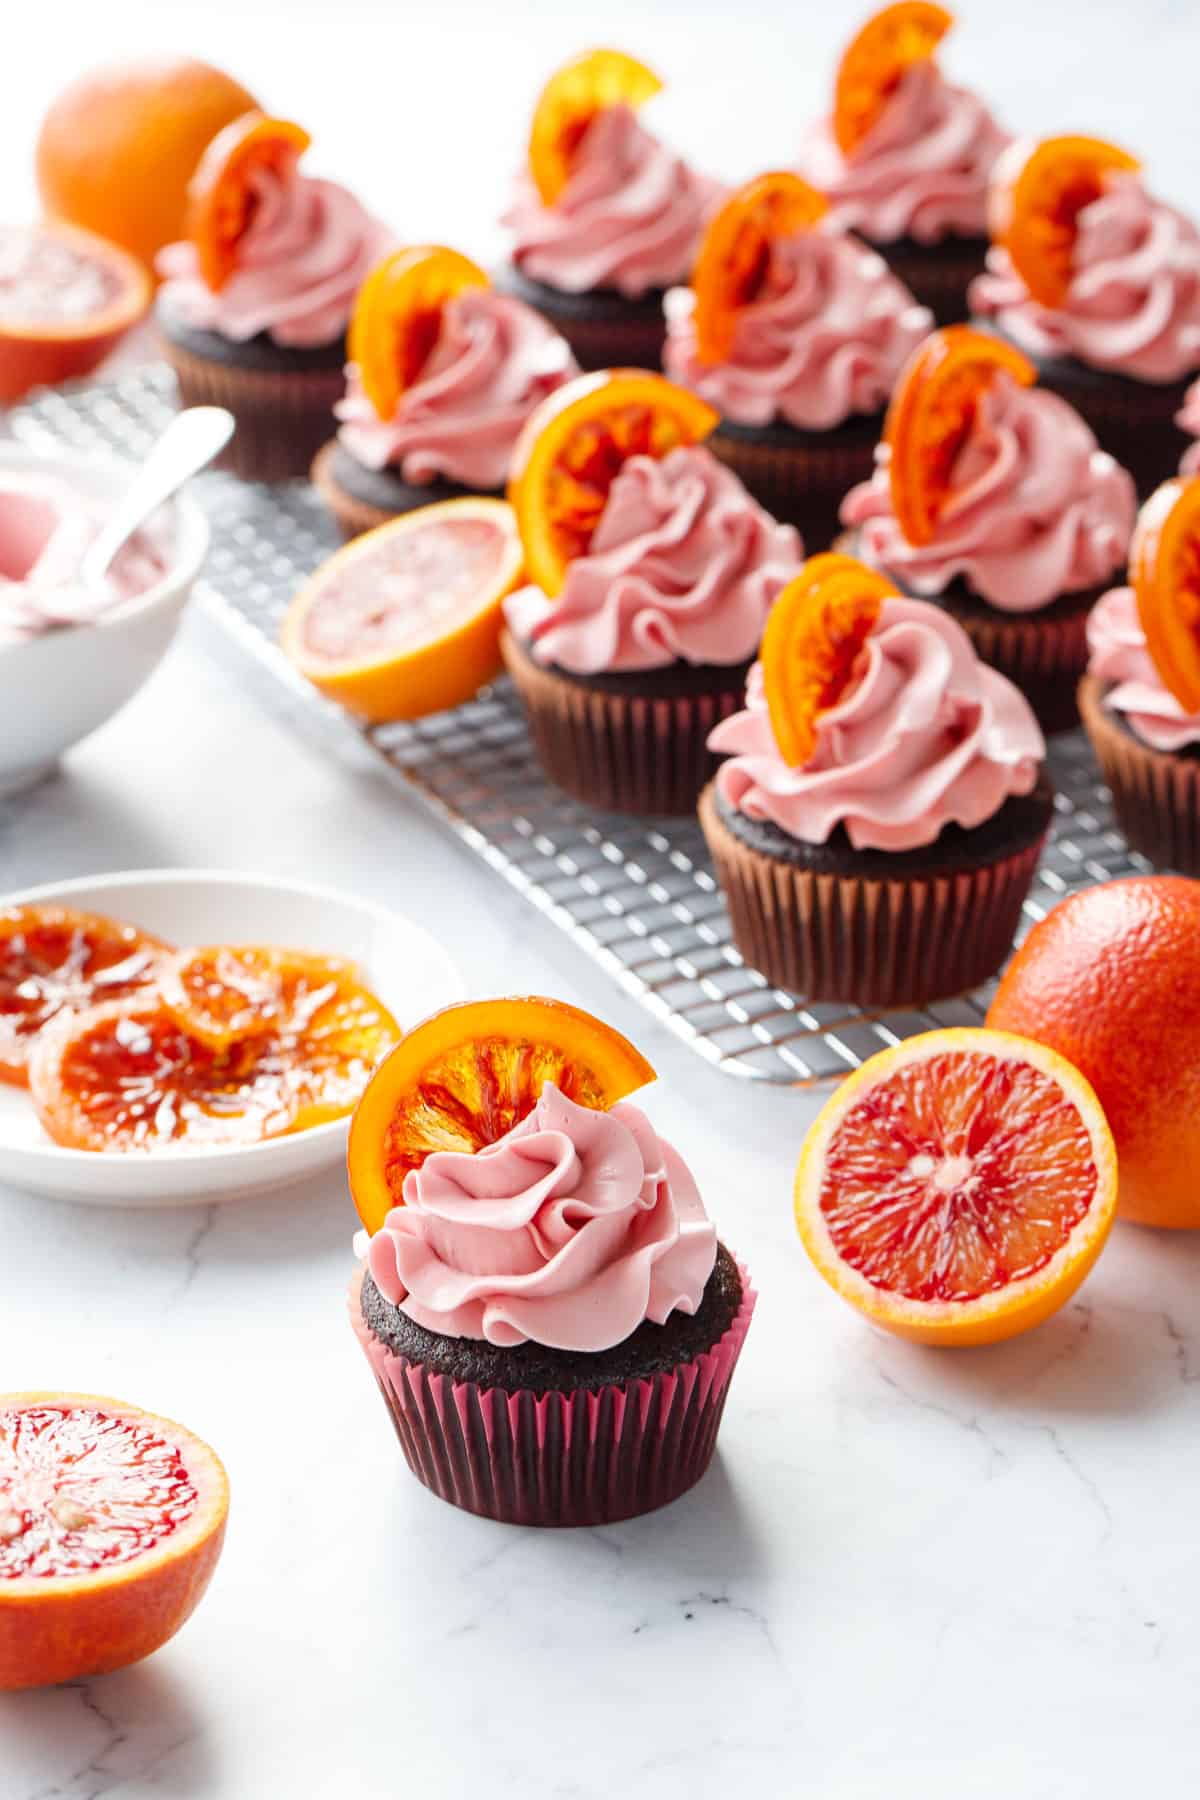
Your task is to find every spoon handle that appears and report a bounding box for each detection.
[82,406,235,588]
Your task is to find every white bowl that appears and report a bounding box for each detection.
[0,869,464,1207]
[0,443,209,795]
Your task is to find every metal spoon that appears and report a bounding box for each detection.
[81,406,235,590]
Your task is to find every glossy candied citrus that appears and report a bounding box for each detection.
[349,996,656,1231]
[884,325,1036,546]
[157,944,355,1050]
[529,49,662,205]
[0,905,169,1088]
[0,1392,228,1691]
[794,1028,1117,1346]
[348,246,489,424]
[509,369,718,596]
[990,134,1141,309]
[761,555,898,769]
[284,963,400,1132]
[1131,477,1200,713]
[833,3,953,155]
[692,172,829,365]
[0,223,151,404]
[186,111,311,291]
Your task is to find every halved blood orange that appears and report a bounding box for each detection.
[692,172,829,365]
[761,555,898,769]
[349,996,656,1231]
[157,944,355,1050]
[0,905,169,1088]
[794,1029,1118,1346]
[348,246,489,424]
[509,369,719,597]
[884,325,1036,547]
[0,222,150,404]
[1132,476,1200,713]
[833,3,954,156]
[990,134,1141,309]
[0,1392,227,1691]
[282,497,524,723]
[186,111,311,292]
[528,49,663,205]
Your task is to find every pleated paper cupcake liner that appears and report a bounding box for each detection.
[1079,675,1200,874]
[163,341,346,483]
[708,429,876,549]
[946,600,1093,735]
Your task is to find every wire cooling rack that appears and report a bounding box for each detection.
[11,364,1152,1086]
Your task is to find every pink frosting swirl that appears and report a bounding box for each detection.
[335,290,577,489]
[662,226,933,429]
[796,62,1009,245]
[970,173,1200,383]
[842,375,1136,612]
[364,1082,717,1351]
[503,103,721,298]
[709,597,1044,851]
[157,162,391,348]
[1178,377,1200,473]
[504,446,803,673]
[1087,585,1200,751]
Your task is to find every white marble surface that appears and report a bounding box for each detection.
[4,2,1200,1794]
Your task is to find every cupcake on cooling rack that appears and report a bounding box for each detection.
[347,996,756,1528]
[970,135,1200,497]
[313,246,577,538]
[501,369,803,816]
[699,553,1053,1006]
[498,49,720,372]
[841,325,1136,733]
[663,171,932,545]
[156,112,392,482]
[794,5,1009,326]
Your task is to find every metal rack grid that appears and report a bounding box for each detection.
[11,364,1151,1086]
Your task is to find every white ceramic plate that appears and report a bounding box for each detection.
[0,869,463,1207]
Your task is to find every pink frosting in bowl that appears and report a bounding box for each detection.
[1086,585,1200,751]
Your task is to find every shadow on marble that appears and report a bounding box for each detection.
[0,761,176,890]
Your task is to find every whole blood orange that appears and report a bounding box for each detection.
[987,876,1200,1228]
[0,223,150,403]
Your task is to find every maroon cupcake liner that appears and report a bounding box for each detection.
[163,340,346,483]
[866,236,989,328]
[942,595,1096,736]
[708,429,877,550]
[1079,674,1200,874]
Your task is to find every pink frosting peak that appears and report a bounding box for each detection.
[365,1082,717,1351]
[663,226,933,430]
[504,103,721,298]
[796,61,1009,245]
[709,597,1044,851]
[1087,585,1200,751]
[842,375,1136,612]
[504,446,803,673]
[1178,377,1200,473]
[970,173,1200,383]
[335,290,577,489]
[157,162,391,348]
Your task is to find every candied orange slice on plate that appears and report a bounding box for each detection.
[760,554,898,768]
[691,172,829,365]
[1132,476,1200,713]
[349,996,655,1231]
[529,49,662,205]
[348,246,489,424]
[157,944,355,1050]
[186,111,311,291]
[833,3,954,156]
[990,134,1141,309]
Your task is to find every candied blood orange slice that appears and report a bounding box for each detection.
[691,172,829,365]
[1132,476,1200,713]
[0,222,150,404]
[990,134,1141,309]
[833,3,954,156]
[348,996,656,1231]
[760,555,898,769]
[157,944,355,1050]
[0,905,169,1088]
[528,49,662,205]
[0,1391,227,1691]
[284,964,401,1132]
[884,325,1036,547]
[509,370,718,596]
[348,245,489,424]
[186,110,311,291]
[793,1028,1118,1346]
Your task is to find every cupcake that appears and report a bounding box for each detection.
[1178,378,1200,474]
[156,112,391,482]
[842,326,1137,733]
[313,247,577,538]
[663,172,933,545]
[347,996,755,1527]
[795,5,1009,326]
[699,554,1053,1006]
[498,49,719,371]
[970,136,1200,497]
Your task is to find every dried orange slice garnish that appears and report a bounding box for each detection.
[285,968,401,1133]
[833,3,954,156]
[1132,476,1200,713]
[528,49,662,205]
[990,134,1141,309]
[186,110,312,291]
[760,555,899,769]
[509,369,718,596]
[348,996,656,1231]
[691,172,829,365]
[157,945,355,1051]
[884,325,1036,547]
[348,246,489,424]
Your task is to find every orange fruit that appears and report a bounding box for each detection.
[691,172,829,365]
[157,945,358,1052]
[185,112,311,292]
[794,1029,1117,1345]
[528,50,662,205]
[1131,476,1200,713]
[833,3,954,156]
[760,554,898,768]
[0,222,150,403]
[349,996,656,1232]
[36,57,260,271]
[282,497,524,724]
[0,1391,228,1691]
[348,246,489,422]
[987,876,1200,1229]
[989,135,1141,310]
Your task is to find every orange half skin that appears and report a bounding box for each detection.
[990,134,1142,309]
[761,556,899,768]
[186,111,311,291]
[528,50,662,205]
[691,172,829,365]
[348,246,489,424]
[1132,476,1200,713]
[833,3,954,156]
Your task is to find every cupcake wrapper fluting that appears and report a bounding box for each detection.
[1079,675,1200,875]
[163,341,346,483]
[949,604,1091,736]
[708,431,875,550]
[349,1263,756,1527]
